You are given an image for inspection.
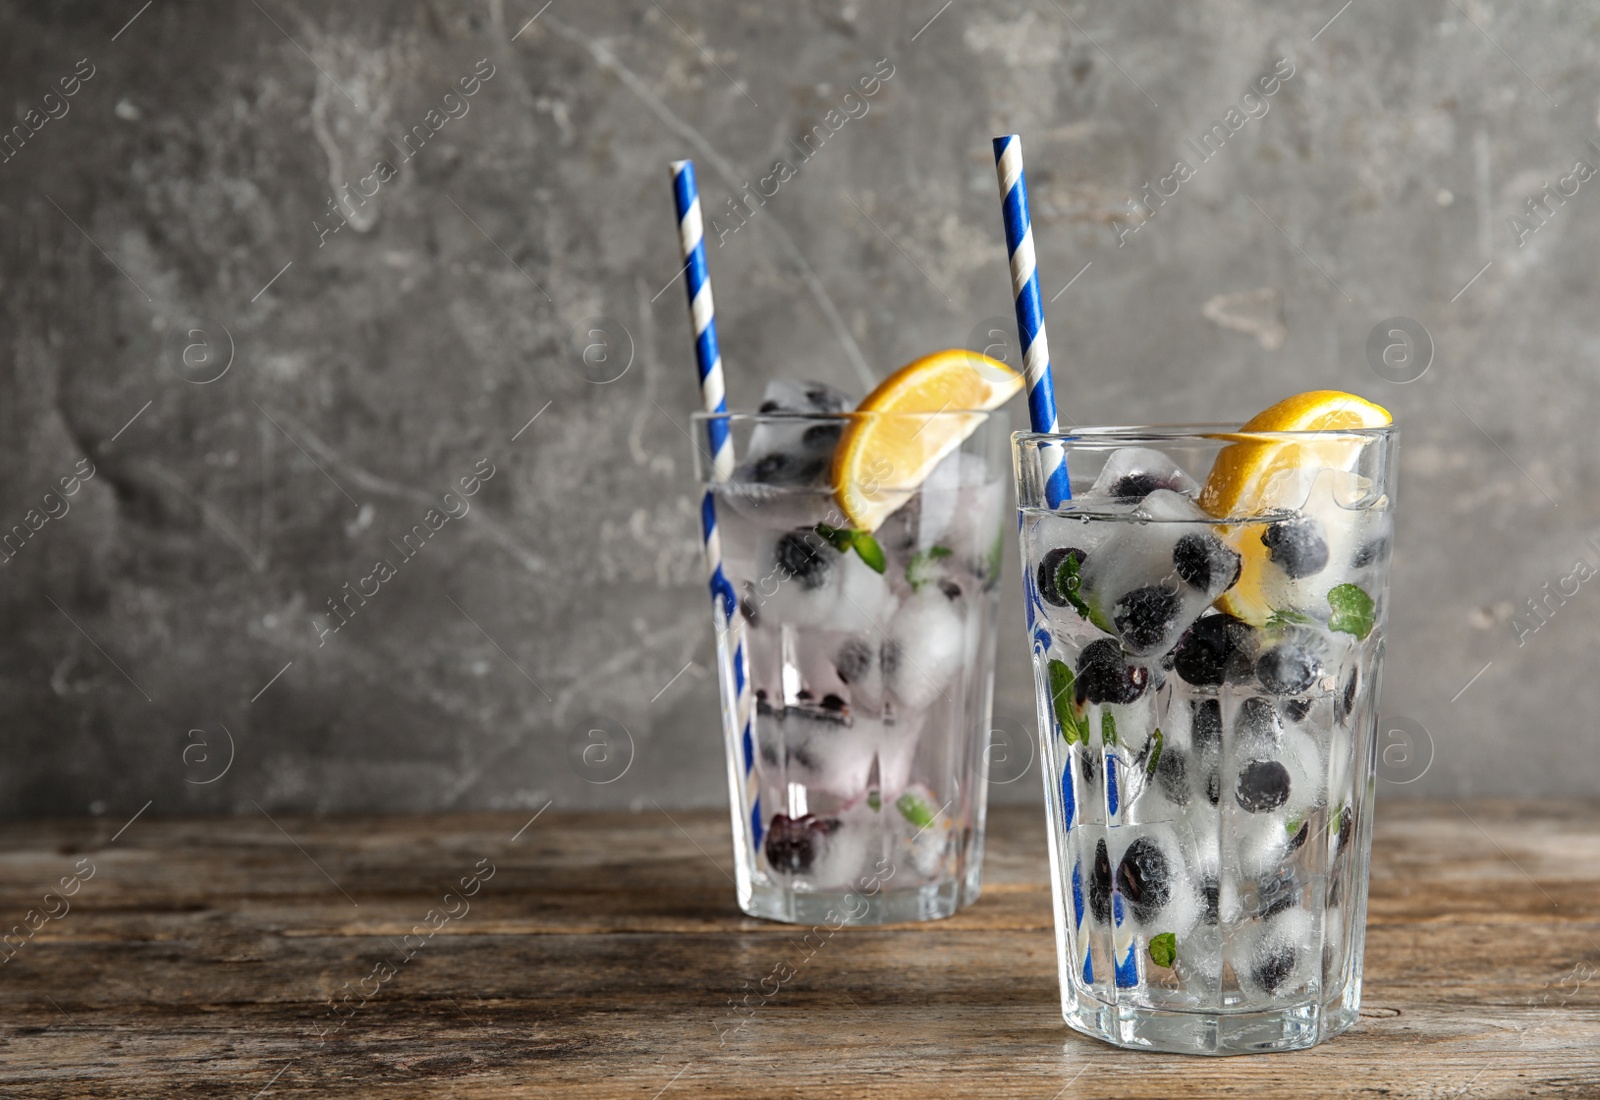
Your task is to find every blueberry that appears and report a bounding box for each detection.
[1254,947,1297,993]
[1076,639,1150,704]
[1261,517,1329,579]
[1191,699,1222,751]
[1078,747,1100,785]
[1206,771,1221,806]
[1113,585,1183,652]
[1236,760,1292,813]
[801,422,842,449]
[1336,806,1354,855]
[1257,645,1319,695]
[820,693,847,712]
[1110,473,1165,500]
[834,638,874,683]
[1256,869,1299,921]
[1172,532,1241,593]
[755,688,776,717]
[775,530,832,590]
[1337,667,1359,722]
[938,580,963,601]
[763,814,836,873]
[1352,536,1389,569]
[749,452,827,485]
[758,399,782,413]
[1236,696,1282,748]
[1284,697,1313,722]
[1201,876,1220,925]
[1117,838,1173,923]
[1154,747,1190,807]
[1089,838,1113,922]
[1037,546,1087,608]
[1173,614,1258,686]
[1286,819,1310,853]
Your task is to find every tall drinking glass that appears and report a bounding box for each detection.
[1013,424,1397,1053]
[695,409,1009,925]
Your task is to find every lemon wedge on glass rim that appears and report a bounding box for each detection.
[1199,390,1392,624]
[832,349,1023,533]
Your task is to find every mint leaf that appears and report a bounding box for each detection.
[814,524,886,574]
[1266,606,1313,630]
[1327,583,1376,639]
[813,523,855,553]
[1144,728,1164,778]
[1053,551,1093,622]
[896,792,936,830]
[1149,932,1177,969]
[867,791,881,812]
[1101,710,1118,747]
[905,545,953,591]
[851,531,887,574]
[1048,660,1088,744]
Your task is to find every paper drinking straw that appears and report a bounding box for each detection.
[671,159,763,845]
[993,134,1072,506]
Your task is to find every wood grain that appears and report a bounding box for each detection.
[0,801,1596,1098]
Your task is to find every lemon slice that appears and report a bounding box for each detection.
[1199,390,1392,519]
[1200,390,1391,625]
[832,349,1023,532]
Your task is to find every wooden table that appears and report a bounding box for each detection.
[1,801,1596,1097]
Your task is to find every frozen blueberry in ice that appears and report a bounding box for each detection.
[1206,771,1221,806]
[801,422,843,449]
[1154,747,1190,807]
[1236,696,1283,748]
[775,530,832,590]
[1261,516,1329,579]
[1257,645,1320,695]
[1173,614,1258,686]
[1078,747,1100,785]
[1286,819,1310,853]
[1076,639,1150,705]
[755,688,775,717]
[1336,806,1354,855]
[1254,947,1297,994]
[1191,698,1222,751]
[749,452,827,486]
[1200,876,1220,926]
[1257,868,1301,920]
[1352,536,1389,569]
[1284,697,1314,722]
[820,693,847,712]
[938,580,963,601]
[1236,760,1292,813]
[1113,585,1184,652]
[1110,472,1166,501]
[1117,838,1173,923]
[1037,546,1088,608]
[1337,667,1360,722]
[1089,839,1113,922]
[763,814,837,873]
[834,637,874,683]
[1172,532,1242,593]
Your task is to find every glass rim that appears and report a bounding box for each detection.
[1013,422,1398,444]
[693,409,999,426]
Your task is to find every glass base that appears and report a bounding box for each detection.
[1062,980,1362,1055]
[739,866,982,926]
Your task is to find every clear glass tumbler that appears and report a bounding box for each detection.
[694,409,1009,924]
[1013,423,1397,1053]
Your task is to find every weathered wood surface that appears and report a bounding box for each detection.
[0,801,1596,1098]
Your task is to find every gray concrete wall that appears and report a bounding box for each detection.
[1,0,1595,820]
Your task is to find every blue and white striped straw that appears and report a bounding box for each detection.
[993,134,1072,507]
[671,159,763,846]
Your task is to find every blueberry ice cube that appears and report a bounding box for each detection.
[1090,447,1200,501]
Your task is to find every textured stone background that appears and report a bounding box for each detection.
[1,0,1596,820]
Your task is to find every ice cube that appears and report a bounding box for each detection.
[891,784,954,880]
[1230,907,1316,1000]
[1076,491,1239,657]
[1090,447,1201,501]
[722,381,853,530]
[885,587,969,711]
[758,706,882,797]
[754,530,900,632]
